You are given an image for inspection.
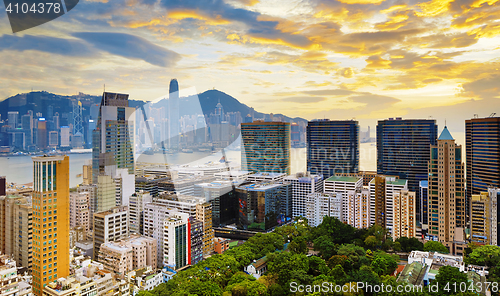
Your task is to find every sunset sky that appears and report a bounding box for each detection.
[0,0,499,133]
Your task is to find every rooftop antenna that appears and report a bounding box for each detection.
[104,84,105,93]
[490,113,496,117]
[445,119,447,127]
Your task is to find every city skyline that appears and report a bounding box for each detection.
[0,1,499,133]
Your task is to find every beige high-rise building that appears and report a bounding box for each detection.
[196,203,214,256]
[0,195,33,269]
[93,206,129,259]
[470,188,499,246]
[70,192,90,232]
[393,190,416,240]
[98,234,157,274]
[428,127,465,253]
[82,164,92,185]
[97,175,116,213]
[346,188,372,229]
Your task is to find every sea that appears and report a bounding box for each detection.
[0,132,465,188]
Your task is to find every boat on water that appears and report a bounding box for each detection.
[181,149,194,153]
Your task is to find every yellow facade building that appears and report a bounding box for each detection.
[32,155,70,296]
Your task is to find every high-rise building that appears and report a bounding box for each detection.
[236,182,292,231]
[196,203,214,256]
[189,217,203,265]
[93,206,129,259]
[420,181,429,228]
[307,119,359,178]
[48,131,58,148]
[346,188,372,229]
[69,192,90,232]
[168,79,180,149]
[82,164,92,186]
[284,172,324,218]
[143,203,175,268]
[163,212,190,270]
[98,234,157,274]
[392,190,417,240]
[129,191,152,235]
[466,117,500,220]
[0,195,33,269]
[427,127,465,252]
[306,192,342,227]
[96,175,116,213]
[37,118,47,150]
[377,118,437,224]
[241,121,291,174]
[0,176,5,196]
[470,188,499,246]
[194,181,239,227]
[7,111,18,128]
[92,92,135,183]
[32,155,70,296]
[60,127,70,148]
[369,177,408,234]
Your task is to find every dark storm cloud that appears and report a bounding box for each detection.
[0,34,95,56]
[73,32,181,67]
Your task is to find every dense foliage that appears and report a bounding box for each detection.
[138,217,497,296]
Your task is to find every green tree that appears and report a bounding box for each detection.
[370,252,399,276]
[289,236,308,254]
[433,266,468,295]
[364,236,378,249]
[395,237,424,252]
[465,245,500,266]
[423,241,449,253]
[308,256,330,276]
[393,242,402,252]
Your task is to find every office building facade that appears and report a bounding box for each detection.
[307,119,359,178]
[466,117,500,220]
[92,92,135,183]
[427,127,465,251]
[306,192,342,227]
[241,121,291,174]
[392,190,417,240]
[32,155,70,296]
[236,182,292,231]
[377,118,437,224]
[284,172,324,218]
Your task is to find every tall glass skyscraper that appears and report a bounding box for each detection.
[377,118,437,224]
[168,79,180,149]
[466,117,500,209]
[307,119,359,178]
[241,121,291,174]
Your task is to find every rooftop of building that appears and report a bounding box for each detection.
[94,206,128,217]
[247,172,286,178]
[369,177,407,186]
[325,175,361,183]
[237,182,286,191]
[438,126,455,141]
[284,172,323,181]
[214,170,253,177]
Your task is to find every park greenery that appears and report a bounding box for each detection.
[138,217,500,296]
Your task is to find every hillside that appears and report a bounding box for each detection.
[1,89,307,125]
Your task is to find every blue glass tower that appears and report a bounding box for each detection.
[377,118,437,224]
[306,119,359,178]
[241,121,291,174]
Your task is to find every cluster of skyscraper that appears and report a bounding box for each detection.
[1,81,500,295]
[240,116,500,254]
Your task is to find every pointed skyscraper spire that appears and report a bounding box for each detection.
[438,126,454,140]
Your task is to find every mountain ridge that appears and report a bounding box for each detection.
[0,89,308,125]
